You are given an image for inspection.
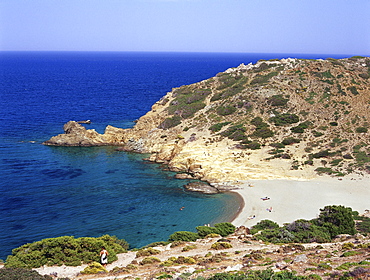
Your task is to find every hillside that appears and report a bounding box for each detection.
[44,56,370,183]
[119,56,370,182]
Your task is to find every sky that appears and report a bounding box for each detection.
[0,0,369,55]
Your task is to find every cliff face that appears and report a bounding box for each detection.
[44,57,370,183]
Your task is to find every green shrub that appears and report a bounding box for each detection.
[353,214,370,234]
[140,256,161,265]
[341,251,363,257]
[347,86,359,95]
[196,223,235,238]
[209,122,231,132]
[290,121,311,133]
[220,124,247,141]
[182,245,197,252]
[136,247,161,257]
[269,113,299,126]
[252,127,274,138]
[207,270,308,280]
[250,71,278,85]
[80,261,107,274]
[239,140,261,150]
[211,242,233,250]
[205,233,221,238]
[210,92,223,102]
[310,150,330,159]
[250,220,279,235]
[267,94,289,106]
[171,256,196,265]
[316,205,356,239]
[0,267,52,280]
[282,137,300,145]
[216,105,237,116]
[214,223,236,237]
[5,235,127,269]
[196,226,216,238]
[312,131,324,137]
[168,231,199,242]
[159,115,182,129]
[356,126,368,133]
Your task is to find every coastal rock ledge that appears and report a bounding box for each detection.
[43,121,128,146]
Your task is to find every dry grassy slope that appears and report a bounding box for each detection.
[78,232,370,280]
[123,57,370,182]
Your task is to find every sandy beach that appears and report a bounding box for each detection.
[231,176,370,227]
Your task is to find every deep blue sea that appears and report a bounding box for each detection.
[0,51,347,260]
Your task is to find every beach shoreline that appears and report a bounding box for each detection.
[229,175,370,228]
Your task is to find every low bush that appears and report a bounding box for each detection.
[136,247,161,257]
[341,251,363,257]
[182,245,197,252]
[310,150,330,159]
[209,122,231,132]
[220,124,247,141]
[196,223,236,238]
[0,267,53,280]
[214,223,236,236]
[252,205,356,244]
[356,126,368,133]
[159,115,182,129]
[211,242,233,250]
[168,231,199,242]
[269,113,299,126]
[252,127,274,138]
[206,269,310,280]
[267,94,289,106]
[140,257,161,265]
[242,141,261,150]
[5,235,127,269]
[250,220,279,235]
[250,71,278,85]
[216,105,237,116]
[80,261,107,274]
[290,121,311,133]
[347,86,359,95]
[282,137,300,145]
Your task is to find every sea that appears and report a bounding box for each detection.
[0,51,348,260]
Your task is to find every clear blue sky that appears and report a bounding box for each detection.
[1,0,369,55]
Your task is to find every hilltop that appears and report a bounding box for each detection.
[44,56,370,183]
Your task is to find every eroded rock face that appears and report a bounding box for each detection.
[43,121,127,146]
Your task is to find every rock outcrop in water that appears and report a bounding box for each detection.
[43,121,128,146]
[44,57,370,183]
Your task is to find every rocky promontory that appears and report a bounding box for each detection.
[43,56,370,183]
[43,121,128,146]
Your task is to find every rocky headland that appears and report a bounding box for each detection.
[44,56,370,184]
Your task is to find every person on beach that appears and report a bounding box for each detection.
[100,247,109,267]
